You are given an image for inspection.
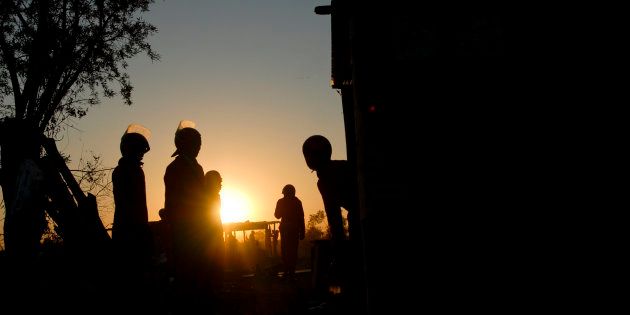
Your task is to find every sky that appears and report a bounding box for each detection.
[57,0,346,228]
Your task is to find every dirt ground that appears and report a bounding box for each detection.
[0,249,346,315]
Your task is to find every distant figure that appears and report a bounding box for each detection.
[265,227,272,255]
[226,232,239,269]
[163,120,207,309]
[111,124,152,309]
[274,184,305,279]
[272,229,280,257]
[249,230,257,245]
[204,170,225,289]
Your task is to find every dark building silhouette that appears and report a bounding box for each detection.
[311,2,553,314]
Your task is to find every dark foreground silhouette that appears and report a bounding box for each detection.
[0,240,334,315]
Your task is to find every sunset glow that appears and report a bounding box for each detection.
[220,187,251,223]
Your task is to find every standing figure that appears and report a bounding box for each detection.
[112,124,152,309]
[274,184,305,279]
[163,120,207,308]
[303,135,365,310]
[272,229,279,257]
[265,227,272,255]
[302,135,358,243]
[204,170,225,290]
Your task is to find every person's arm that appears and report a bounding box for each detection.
[163,166,174,212]
[319,181,344,242]
[131,167,149,224]
[274,199,282,219]
[112,167,128,221]
[298,199,305,240]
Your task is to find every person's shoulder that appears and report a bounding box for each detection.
[164,159,180,180]
[330,159,348,165]
[112,167,121,179]
[329,160,350,172]
[112,160,125,176]
[165,157,176,166]
[165,156,184,170]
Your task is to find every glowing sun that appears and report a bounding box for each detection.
[220,187,251,223]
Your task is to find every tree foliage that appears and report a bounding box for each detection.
[0,0,158,250]
[0,0,159,135]
[305,210,350,240]
[305,210,329,240]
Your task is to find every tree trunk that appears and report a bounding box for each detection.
[0,119,46,261]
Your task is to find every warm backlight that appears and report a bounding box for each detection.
[220,187,251,223]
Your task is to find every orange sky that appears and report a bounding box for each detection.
[53,1,347,228]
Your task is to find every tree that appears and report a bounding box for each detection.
[305,210,328,240]
[0,0,159,255]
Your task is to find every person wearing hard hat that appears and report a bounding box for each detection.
[111,123,153,311]
[112,123,152,263]
[204,170,225,292]
[163,120,209,311]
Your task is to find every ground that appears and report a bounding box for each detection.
[0,242,347,315]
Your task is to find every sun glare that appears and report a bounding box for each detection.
[220,188,251,223]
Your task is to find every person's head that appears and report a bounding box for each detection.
[120,132,150,160]
[302,135,332,171]
[120,124,150,160]
[205,170,222,193]
[282,184,296,197]
[172,127,201,158]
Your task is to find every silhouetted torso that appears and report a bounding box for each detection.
[164,155,204,221]
[275,194,305,276]
[207,191,223,241]
[163,153,208,308]
[275,196,306,232]
[112,156,151,259]
[205,184,224,289]
[316,160,358,240]
[111,153,153,312]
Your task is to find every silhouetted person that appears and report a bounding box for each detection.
[265,226,272,255]
[272,229,280,257]
[302,135,359,243]
[112,124,153,310]
[249,230,257,245]
[163,120,207,312]
[204,170,225,292]
[303,135,365,310]
[226,232,238,270]
[156,207,174,267]
[274,184,305,279]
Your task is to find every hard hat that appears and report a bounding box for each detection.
[172,120,201,157]
[120,123,150,154]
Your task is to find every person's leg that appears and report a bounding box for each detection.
[286,233,299,277]
[280,231,289,276]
